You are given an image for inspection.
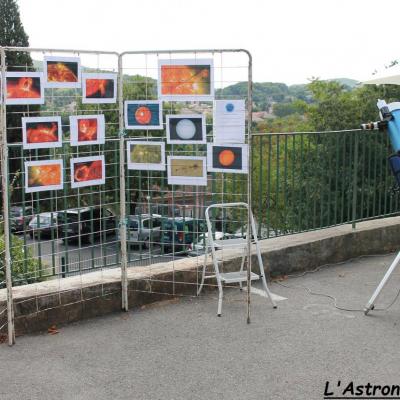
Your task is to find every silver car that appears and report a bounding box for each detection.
[119,214,162,248]
[28,212,58,239]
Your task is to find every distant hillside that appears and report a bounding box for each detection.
[31,58,359,118]
[217,78,360,117]
[216,82,312,113]
[325,78,359,88]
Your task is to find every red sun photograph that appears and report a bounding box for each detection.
[44,56,81,88]
[70,156,105,188]
[78,118,98,142]
[70,115,105,146]
[22,116,62,150]
[6,72,44,105]
[82,73,117,104]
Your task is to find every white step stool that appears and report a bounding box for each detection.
[197,202,277,316]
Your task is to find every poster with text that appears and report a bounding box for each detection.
[213,100,245,144]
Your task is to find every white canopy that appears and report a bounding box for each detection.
[363,65,400,85]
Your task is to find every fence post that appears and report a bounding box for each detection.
[61,256,66,278]
[351,131,359,230]
[118,55,129,311]
[245,50,253,325]
[1,48,15,346]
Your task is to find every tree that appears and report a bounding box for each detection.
[0,0,37,207]
[0,0,32,68]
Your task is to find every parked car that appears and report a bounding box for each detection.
[57,207,116,244]
[28,212,58,239]
[10,206,34,233]
[117,214,162,248]
[161,217,206,253]
[187,231,238,257]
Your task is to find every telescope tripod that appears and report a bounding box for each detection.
[364,251,400,315]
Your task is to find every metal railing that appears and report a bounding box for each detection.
[252,129,398,238]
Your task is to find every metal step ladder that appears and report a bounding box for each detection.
[197,202,277,316]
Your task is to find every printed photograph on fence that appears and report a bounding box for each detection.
[213,99,246,144]
[166,114,206,144]
[25,160,64,193]
[22,116,63,150]
[124,100,163,130]
[70,156,105,188]
[6,72,44,105]
[82,73,117,104]
[158,59,214,101]
[207,144,248,174]
[70,114,105,146]
[167,156,207,186]
[127,141,165,171]
[43,56,81,88]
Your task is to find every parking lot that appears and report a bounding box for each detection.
[15,232,185,277]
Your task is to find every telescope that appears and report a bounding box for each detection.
[361,100,400,186]
[363,100,400,315]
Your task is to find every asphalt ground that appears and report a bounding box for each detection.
[1,252,400,400]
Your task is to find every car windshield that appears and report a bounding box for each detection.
[31,216,53,225]
[40,216,51,224]
[128,218,138,229]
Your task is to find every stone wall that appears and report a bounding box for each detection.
[1,216,400,335]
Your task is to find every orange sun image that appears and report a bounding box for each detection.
[7,77,41,99]
[218,150,235,167]
[27,122,58,144]
[135,106,152,125]
[28,164,62,187]
[161,64,211,96]
[78,119,98,142]
[74,160,103,182]
[47,62,78,83]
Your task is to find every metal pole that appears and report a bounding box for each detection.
[118,54,129,311]
[1,47,15,345]
[352,132,359,230]
[245,51,253,324]
[364,250,400,315]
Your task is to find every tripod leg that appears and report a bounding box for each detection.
[364,250,400,315]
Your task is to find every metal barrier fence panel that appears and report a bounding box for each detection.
[0,47,252,344]
[119,50,252,306]
[1,47,122,343]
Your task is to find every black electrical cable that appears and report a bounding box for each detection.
[273,252,400,312]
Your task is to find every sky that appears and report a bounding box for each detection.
[16,0,400,85]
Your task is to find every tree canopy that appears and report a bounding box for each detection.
[0,0,32,67]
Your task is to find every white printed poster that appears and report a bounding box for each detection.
[213,99,245,144]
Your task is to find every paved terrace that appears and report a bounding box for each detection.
[1,253,400,400]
